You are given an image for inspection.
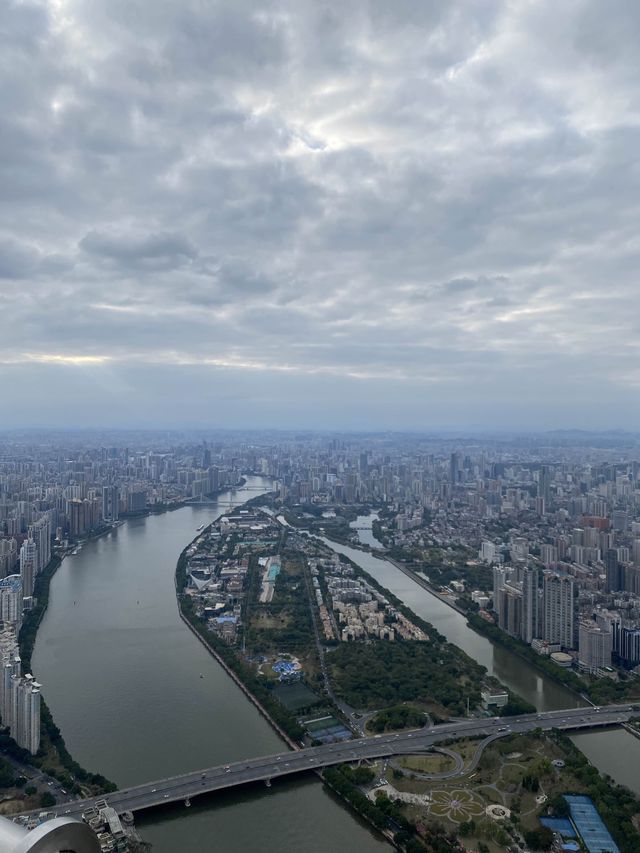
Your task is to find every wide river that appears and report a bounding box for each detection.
[32,477,388,852]
[32,483,640,852]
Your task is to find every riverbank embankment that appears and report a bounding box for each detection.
[176,611,299,751]
[375,552,468,616]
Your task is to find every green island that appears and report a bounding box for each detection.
[175,506,519,736]
[172,497,640,852]
[172,506,640,851]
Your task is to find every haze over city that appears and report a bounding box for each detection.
[2,0,640,429]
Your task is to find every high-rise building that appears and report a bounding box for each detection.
[0,538,18,578]
[616,626,640,667]
[605,548,623,592]
[497,582,523,638]
[19,539,38,598]
[624,564,640,595]
[578,620,613,674]
[492,566,512,615]
[612,509,628,533]
[481,541,497,564]
[27,515,51,573]
[522,566,539,644]
[538,465,551,506]
[449,452,460,485]
[543,573,576,650]
[16,675,41,755]
[603,614,640,667]
[202,444,211,469]
[127,490,147,512]
[102,485,120,522]
[0,575,22,633]
[68,498,86,537]
[539,543,557,567]
[0,626,20,729]
[0,626,40,754]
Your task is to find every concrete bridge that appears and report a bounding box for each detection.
[23,703,636,821]
[187,487,272,506]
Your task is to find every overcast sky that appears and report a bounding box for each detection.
[1,0,639,431]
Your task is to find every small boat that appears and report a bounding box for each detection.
[199,673,204,679]
[196,524,205,532]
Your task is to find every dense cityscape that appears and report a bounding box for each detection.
[2,1,640,850]
[1,430,640,851]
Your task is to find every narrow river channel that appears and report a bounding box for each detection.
[32,477,389,853]
[317,535,640,795]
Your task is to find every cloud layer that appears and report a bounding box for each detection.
[1,0,639,429]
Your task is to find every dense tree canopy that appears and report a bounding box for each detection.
[329,642,481,714]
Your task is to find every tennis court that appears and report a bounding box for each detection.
[564,795,620,853]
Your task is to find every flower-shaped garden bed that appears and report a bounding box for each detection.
[428,788,485,822]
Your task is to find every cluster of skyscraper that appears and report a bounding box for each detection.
[0,517,50,753]
[2,428,640,739]
[493,566,584,657]
[0,433,253,754]
[263,433,640,683]
[0,584,40,754]
[473,461,640,676]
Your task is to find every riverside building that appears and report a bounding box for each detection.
[0,627,41,754]
[543,573,577,650]
[0,575,23,633]
[578,620,613,675]
[19,538,37,598]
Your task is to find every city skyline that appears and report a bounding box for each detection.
[2,428,640,848]
[2,1,640,430]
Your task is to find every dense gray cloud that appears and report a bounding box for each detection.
[1,0,639,429]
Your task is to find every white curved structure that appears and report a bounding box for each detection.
[0,815,100,852]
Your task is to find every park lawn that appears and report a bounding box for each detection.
[251,611,292,630]
[396,753,457,774]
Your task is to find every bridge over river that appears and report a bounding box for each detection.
[23,703,636,821]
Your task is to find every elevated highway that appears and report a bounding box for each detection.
[24,703,636,821]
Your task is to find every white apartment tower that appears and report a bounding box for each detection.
[16,675,41,755]
[0,628,40,754]
[480,541,497,563]
[28,515,51,574]
[19,539,38,598]
[578,620,613,675]
[521,566,539,644]
[492,566,513,616]
[543,573,577,650]
[0,575,23,634]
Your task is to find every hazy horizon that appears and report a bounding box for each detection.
[2,1,640,430]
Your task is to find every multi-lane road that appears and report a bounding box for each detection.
[22,703,637,821]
